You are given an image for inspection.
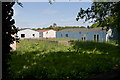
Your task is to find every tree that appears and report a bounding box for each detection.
[32,28,36,30]
[2,1,53,79]
[49,25,53,28]
[90,22,99,28]
[2,1,23,79]
[76,2,120,41]
[53,23,57,27]
[87,25,89,28]
[37,28,41,30]
[80,26,86,28]
[2,2,16,79]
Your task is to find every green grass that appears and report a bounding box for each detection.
[38,38,76,41]
[8,40,120,79]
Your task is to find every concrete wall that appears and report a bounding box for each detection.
[43,30,56,38]
[17,29,39,39]
[56,31,106,41]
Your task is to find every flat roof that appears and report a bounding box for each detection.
[58,27,107,32]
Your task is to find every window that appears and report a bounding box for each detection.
[81,34,86,40]
[21,34,25,38]
[82,37,83,40]
[94,34,99,41]
[33,34,35,37]
[94,35,96,41]
[97,34,99,41]
[84,37,86,40]
[61,34,63,37]
[66,34,68,37]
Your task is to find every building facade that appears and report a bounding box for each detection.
[56,27,117,41]
[37,29,56,38]
[17,28,39,39]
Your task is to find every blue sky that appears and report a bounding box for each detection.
[13,2,93,29]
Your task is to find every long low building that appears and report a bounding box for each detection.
[17,28,56,39]
[17,27,117,41]
[56,27,118,41]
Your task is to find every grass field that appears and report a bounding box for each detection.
[38,38,76,41]
[8,39,120,79]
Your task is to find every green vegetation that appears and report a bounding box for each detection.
[89,16,116,28]
[90,22,100,28]
[8,40,120,79]
[32,26,86,31]
[38,38,76,41]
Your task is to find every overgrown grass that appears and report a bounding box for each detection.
[8,40,120,79]
[39,38,76,41]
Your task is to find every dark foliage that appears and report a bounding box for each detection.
[2,2,18,79]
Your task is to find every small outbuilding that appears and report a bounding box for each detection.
[56,27,118,41]
[37,29,56,38]
[17,28,39,39]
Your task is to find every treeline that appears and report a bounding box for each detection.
[32,26,86,31]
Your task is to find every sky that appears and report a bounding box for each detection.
[13,2,93,29]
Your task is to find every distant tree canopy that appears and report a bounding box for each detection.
[32,26,86,31]
[76,2,120,40]
[80,26,86,28]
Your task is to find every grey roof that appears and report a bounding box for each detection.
[58,27,107,32]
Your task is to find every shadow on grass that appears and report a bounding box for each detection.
[70,40,120,56]
[9,49,120,80]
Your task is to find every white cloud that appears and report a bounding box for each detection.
[43,9,58,15]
